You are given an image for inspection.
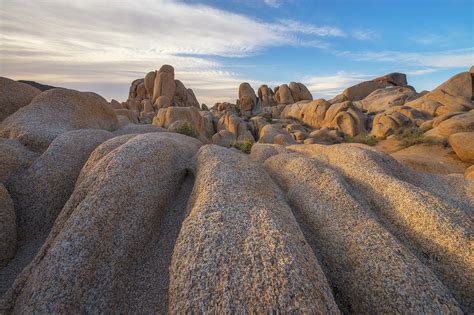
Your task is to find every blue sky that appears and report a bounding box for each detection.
[0,0,472,104]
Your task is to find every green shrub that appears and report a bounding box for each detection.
[395,126,435,148]
[233,139,254,154]
[175,122,198,138]
[345,132,378,146]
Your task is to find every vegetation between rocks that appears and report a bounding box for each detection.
[174,122,198,139]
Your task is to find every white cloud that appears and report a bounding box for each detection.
[264,0,282,8]
[0,0,348,103]
[275,19,346,37]
[302,72,373,99]
[337,48,473,68]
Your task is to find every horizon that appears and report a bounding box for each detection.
[1,0,473,105]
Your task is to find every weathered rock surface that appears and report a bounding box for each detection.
[275,84,295,104]
[288,144,473,311]
[391,143,470,175]
[258,84,276,107]
[0,77,41,122]
[0,133,201,313]
[237,82,257,115]
[425,111,474,140]
[264,152,461,313]
[281,100,367,137]
[7,129,113,241]
[212,111,254,147]
[371,106,430,139]
[340,73,407,101]
[169,145,339,313]
[0,88,119,151]
[153,106,213,142]
[258,124,296,145]
[289,82,313,102]
[448,132,474,163]
[0,185,16,269]
[0,139,39,183]
[354,86,417,113]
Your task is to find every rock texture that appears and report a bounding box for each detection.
[0,139,39,183]
[237,82,257,115]
[0,185,16,269]
[425,111,474,141]
[354,86,417,113]
[340,73,407,101]
[152,106,213,142]
[0,77,41,122]
[287,144,473,311]
[281,100,367,137]
[448,132,474,162]
[169,145,339,313]
[7,129,113,241]
[212,111,254,147]
[0,88,119,151]
[0,133,201,314]
[371,106,430,139]
[264,151,462,313]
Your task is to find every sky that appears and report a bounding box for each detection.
[0,0,473,105]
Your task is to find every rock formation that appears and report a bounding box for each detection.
[0,66,472,313]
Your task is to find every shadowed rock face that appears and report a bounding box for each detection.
[0,77,41,122]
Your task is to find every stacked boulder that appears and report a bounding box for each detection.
[237,83,257,116]
[122,65,201,125]
[212,112,255,147]
[404,71,474,116]
[333,72,408,103]
[371,106,431,139]
[281,99,367,137]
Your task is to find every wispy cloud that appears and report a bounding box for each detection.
[275,19,346,37]
[352,29,378,41]
[337,48,473,68]
[302,72,373,99]
[263,0,282,8]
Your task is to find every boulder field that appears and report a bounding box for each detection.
[0,66,472,313]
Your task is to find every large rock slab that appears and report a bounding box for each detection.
[288,143,474,311]
[264,152,461,313]
[449,132,474,163]
[425,111,474,140]
[341,73,407,102]
[354,86,417,113]
[7,129,113,241]
[0,88,119,151]
[168,145,339,313]
[0,133,201,313]
[0,77,41,122]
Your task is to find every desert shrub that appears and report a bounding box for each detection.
[232,139,254,154]
[175,122,198,138]
[345,132,378,146]
[395,126,435,148]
